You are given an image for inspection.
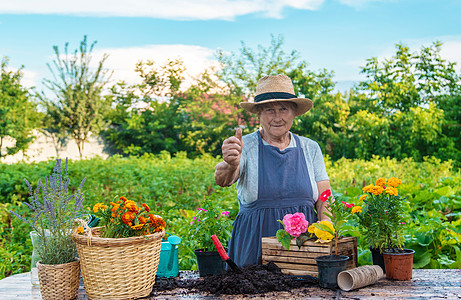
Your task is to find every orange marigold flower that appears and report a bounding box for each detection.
[120,196,128,202]
[139,216,148,224]
[142,203,150,213]
[76,226,84,234]
[131,224,144,230]
[388,177,402,188]
[371,186,384,196]
[359,194,368,202]
[122,212,135,225]
[125,200,139,213]
[93,203,108,213]
[375,178,386,187]
[362,184,374,193]
[149,214,166,230]
[385,186,398,196]
[351,206,363,214]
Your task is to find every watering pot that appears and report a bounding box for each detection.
[157,234,181,278]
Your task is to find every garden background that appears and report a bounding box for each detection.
[1,36,460,279]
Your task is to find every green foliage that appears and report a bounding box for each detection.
[187,197,233,252]
[39,35,112,158]
[0,56,40,159]
[355,179,407,252]
[0,155,460,275]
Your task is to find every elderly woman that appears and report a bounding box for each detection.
[214,74,332,267]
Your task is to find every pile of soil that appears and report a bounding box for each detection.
[151,262,317,296]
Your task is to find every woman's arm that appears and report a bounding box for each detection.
[214,129,243,187]
[215,161,240,187]
[316,180,332,222]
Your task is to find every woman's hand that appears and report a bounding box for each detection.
[215,128,243,187]
[222,128,243,167]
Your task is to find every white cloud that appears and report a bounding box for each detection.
[93,44,219,88]
[337,0,396,9]
[0,0,324,20]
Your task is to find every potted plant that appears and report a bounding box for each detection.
[274,189,353,289]
[311,189,353,289]
[188,199,233,277]
[10,158,85,300]
[355,177,414,280]
[72,196,166,299]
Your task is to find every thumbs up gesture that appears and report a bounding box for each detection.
[222,128,243,168]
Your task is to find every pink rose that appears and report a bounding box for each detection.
[283,212,309,238]
[319,189,332,202]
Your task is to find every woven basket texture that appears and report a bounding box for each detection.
[72,227,164,300]
[37,260,80,300]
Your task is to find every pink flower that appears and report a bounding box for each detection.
[190,221,194,226]
[400,222,406,225]
[283,212,309,238]
[198,207,207,212]
[341,201,355,208]
[221,211,230,217]
[319,189,332,202]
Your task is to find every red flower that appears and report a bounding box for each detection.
[341,201,355,208]
[319,189,332,202]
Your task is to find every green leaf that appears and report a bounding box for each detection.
[416,232,433,246]
[412,251,431,268]
[296,234,309,248]
[276,229,292,250]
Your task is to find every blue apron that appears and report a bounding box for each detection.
[228,131,317,267]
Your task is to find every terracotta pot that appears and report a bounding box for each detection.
[383,249,415,280]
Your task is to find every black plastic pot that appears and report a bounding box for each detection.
[315,255,349,289]
[370,247,386,273]
[194,249,226,277]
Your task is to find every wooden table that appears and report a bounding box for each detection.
[1,269,460,299]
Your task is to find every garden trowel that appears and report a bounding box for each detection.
[211,234,242,273]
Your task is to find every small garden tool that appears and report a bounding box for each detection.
[211,234,242,273]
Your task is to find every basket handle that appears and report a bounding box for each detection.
[74,218,94,246]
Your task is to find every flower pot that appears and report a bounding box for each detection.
[370,246,386,273]
[194,249,226,277]
[36,259,80,300]
[315,255,349,289]
[72,227,164,300]
[383,249,415,280]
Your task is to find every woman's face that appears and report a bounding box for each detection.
[258,102,296,139]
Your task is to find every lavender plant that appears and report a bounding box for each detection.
[10,158,86,265]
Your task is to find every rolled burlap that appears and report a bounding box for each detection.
[337,265,384,291]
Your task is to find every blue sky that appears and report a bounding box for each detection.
[1,0,460,94]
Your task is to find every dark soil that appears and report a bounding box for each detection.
[151,262,317,296]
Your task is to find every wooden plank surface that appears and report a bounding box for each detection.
[1,269,460,299]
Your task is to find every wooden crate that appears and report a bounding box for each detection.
[261,236,357,277]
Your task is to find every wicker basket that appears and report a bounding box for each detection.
[72,222,164,300]
[37,260,80,300]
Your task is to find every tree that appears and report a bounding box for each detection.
[217,34,337,135]
[39,36,111,158]
[103,59,189,156]
[0,57,40,159]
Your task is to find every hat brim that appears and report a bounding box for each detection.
[239,98,313,117]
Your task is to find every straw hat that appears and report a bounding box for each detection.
[239,74,313,116]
